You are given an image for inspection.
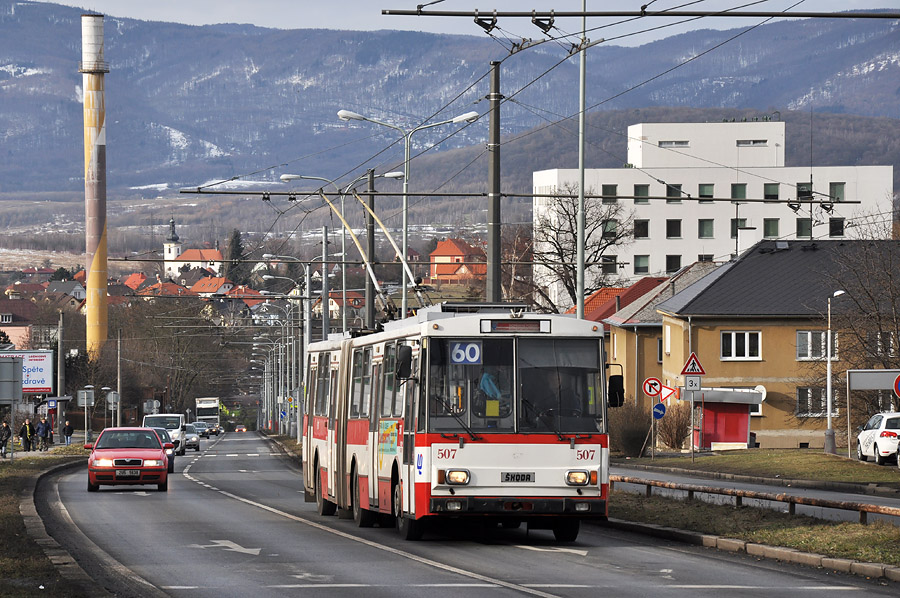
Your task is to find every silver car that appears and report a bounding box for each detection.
[152,427,177,473]
[183,424,201,452]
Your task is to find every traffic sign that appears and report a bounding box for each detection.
[652,403,666,419]
[894,374,900,399]
[659,384,678,402]
[685,376,701,391]
[681,352,706,375]
[642,377,662,397]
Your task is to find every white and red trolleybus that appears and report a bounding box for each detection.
[301,303,623,541]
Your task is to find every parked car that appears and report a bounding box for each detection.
[193,421,210,438]
[856,412,900,465]
[151,427,176,473]
[183,424,201,452]
[85,427,172,492]
[235,424,247,433]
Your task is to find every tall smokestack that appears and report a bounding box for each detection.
[80,14,109,360]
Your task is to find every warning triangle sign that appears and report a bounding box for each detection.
[681,352,706,375]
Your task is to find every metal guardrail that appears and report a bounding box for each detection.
[610,475,900,525]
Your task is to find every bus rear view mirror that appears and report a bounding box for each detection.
[396,345,413,379]
[608,374,624,408]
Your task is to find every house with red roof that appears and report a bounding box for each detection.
[189,277,233,298]
[136,281,194,298]
[226,285,266,308]
[122,272,147,290]
[428,239,486,284]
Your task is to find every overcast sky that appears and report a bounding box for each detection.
[41,1,894,45]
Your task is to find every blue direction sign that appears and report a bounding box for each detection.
[652,403,666,420]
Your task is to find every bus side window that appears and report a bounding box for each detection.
[360,347,372,418]
[350,349,363,418]
[382,344,397,418]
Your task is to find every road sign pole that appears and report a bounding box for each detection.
[690,390,695,463]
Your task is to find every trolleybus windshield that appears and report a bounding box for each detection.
[427,337,604,434]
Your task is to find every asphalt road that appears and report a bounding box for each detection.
[36,433,898,598]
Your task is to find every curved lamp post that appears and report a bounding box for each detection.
[336,109,479,318]
[825,289,845,454]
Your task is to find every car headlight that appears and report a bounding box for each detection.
[94,458,114,467]
[566,470,590,486]
[143,460,164,467]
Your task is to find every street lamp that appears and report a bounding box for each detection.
[825,289,845,454]
[337,108,479,318]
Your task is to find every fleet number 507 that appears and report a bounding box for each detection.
[576,449,596,460]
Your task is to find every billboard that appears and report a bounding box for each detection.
[0,351,54,394]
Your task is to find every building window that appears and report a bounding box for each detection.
[698,254,713,262]
[698,219,714,239]
[737,139,767,147]
[0,314,10,324]
[601,184,618,204]
[763,218,779,238]
[829,182,845,202]
[602,219,618,238]
[764,183,779,201]
[634,255,649,274]
[829,218,845,237]
[659,140,689,148]
[666,219,682,239]
[796,330,837,360]
[796,218,812,238]
[633,219,649,239]
[611,332,616,360]
[721,330,761,360]
[634,184,650,204]
[698,183,714,204]
[730,218,747,239]
[796,181,813,200]
[657,337,663,363]
[664,325,671,354]
[866,332,896,358]
[601,255,617,274]
[666,183,682,203]
[665,255,682,273]
[731,183,747,200]
[797,387,834,417]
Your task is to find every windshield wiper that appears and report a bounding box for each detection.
[434,395,480,441]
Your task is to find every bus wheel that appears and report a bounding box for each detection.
[394,482,424,541]
[552,519,580,542]
[352,471,376,528]
[315,463,336,516]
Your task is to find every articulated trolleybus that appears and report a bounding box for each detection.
[301,303,622,541]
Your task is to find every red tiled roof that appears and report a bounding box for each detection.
[190,277,231,294]
[226,285,265,307]
[122,272,147,290]
[430,238,484,258]
[176,248,223,262]
[137,282,195,297]
[566,287,628,315]
[585,277,668,324]
[73,270,86,283]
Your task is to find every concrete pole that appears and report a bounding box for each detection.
[576,2,587,319]
[366,170,376,328]
[487,61,502,303]
[321,226,329,340]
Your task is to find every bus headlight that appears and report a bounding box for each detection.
[440,469,469,485]
[566,470,590,486]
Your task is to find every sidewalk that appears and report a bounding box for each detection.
[3,431,89,461]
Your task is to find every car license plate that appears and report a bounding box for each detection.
[115,469,140,478]
[501,472,534,483]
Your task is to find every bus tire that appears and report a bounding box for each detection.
[552,519,580,542]
[352,471,376,528]
[394,482,424,541]
[315,460,336,516]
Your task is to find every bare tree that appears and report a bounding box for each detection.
[532,183,634,312]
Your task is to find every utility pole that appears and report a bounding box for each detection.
[321,226,329,341]
[366,169,376,328]
[487,61,502,302]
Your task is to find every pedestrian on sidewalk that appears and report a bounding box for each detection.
[20,418,35,452]
[63,420,74,446]
[0,421,11,457]
[36,417,51,451]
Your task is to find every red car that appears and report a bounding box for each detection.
[85,427,173,492]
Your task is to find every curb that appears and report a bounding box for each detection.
[612,461,900,497]
[19,458,113,597]
[601,517,900,583]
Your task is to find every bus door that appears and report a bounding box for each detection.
[331,343,352,508]
[400,344,419,516]
[302,354,318,497]
[368,345,384,510]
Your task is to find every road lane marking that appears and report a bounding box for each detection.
[182,470,562,598]
[187,540,261,556]
[515,545,589,557]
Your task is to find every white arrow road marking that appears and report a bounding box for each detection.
[514,545,589,557]
[114,491,151,496]
[291,573,334,582]
[187,540,261,556]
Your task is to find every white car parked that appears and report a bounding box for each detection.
[856,412,900,465]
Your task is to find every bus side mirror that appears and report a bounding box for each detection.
[396,345,413,379]
[608,375,624,408]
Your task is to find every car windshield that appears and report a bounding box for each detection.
[144,416,181,430]
[185,425,196,433]
[96,430,162,449]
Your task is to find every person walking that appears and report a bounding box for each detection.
[36,417,51,451]
[63,420,74,446]
[19,418,35,452]
[0,421,11,458]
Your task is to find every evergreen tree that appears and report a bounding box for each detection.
[223,229,248,285]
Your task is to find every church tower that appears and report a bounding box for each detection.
[163,217,182,278]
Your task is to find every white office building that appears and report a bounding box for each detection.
[533,121,893,310]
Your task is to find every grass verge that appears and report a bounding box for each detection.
[0,448,88,598]
[611,489,900,566]
[619,448,900,488]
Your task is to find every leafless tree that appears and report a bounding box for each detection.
[532,183,634,312]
